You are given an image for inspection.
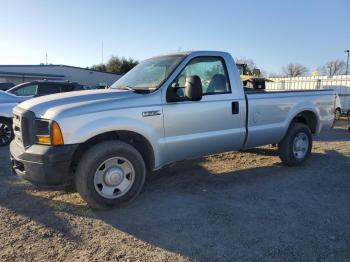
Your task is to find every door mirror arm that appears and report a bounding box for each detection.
[166,82,187,102]
[166,75,203,102]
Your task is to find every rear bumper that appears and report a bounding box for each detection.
[10,141,78,187]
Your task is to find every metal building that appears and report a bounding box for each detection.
[0,64,121,87]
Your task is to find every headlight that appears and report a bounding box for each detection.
[35,119,64,145]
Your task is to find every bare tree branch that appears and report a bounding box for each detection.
[320,59,346,76]
[235,57,257,72]
[282,63,308,77]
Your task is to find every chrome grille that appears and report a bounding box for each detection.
[13,110,23,146]
[12,108,35,148]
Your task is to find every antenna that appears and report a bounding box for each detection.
[101,41,104,64]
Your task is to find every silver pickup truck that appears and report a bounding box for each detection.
[10,51,335,209]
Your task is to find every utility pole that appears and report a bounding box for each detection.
[345,50,349,75]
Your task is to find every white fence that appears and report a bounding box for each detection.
[266,75,350,113]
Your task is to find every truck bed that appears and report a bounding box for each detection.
[243,88,335,148]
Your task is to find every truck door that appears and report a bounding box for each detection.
[162,56,246,162]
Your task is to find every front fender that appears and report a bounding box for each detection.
[59,113,165,169]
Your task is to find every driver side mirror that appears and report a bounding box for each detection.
[184,75,203,101]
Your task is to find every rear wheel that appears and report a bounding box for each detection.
[74,141,146,209]
[278,123,312,166]
[0,118,13,146]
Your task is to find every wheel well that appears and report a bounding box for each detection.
[71,131,155,172]
[291,111,318,133]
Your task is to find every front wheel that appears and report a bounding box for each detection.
[278,123,312,166]
[74,141,146,210]
[0,118,14,146]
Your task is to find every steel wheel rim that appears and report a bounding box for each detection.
[0,122,12,145]
[293,132,309,159]
[93,157,135,199]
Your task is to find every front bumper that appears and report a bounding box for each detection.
[10,141,78,187]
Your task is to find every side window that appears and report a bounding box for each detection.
[174,57,230,96]
[57,84,83,93]
[72,85,84,91]
[37,84,61,95]
[63,85,84,92]
[60,85,73,92]
[13,84,38,96]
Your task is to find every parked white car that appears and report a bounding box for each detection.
[0,80,85,146]
[0,91,29,145]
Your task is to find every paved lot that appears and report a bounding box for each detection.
[0,121,349,261]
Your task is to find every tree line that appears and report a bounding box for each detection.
[89,56,138,74]
[281,59,346,77]
[90,55,347,78]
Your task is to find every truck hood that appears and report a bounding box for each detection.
[17,89,141,119]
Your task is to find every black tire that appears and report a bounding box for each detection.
[278,123,312,166]
[0,118,14,146]
[74,140,146,210]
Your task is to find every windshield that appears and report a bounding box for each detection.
[111,55,185,91]
[6,83,27,93]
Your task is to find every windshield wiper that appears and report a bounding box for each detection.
[115,86,135,91]
[115,86,151,94]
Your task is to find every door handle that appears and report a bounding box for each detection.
[232,101,239,114]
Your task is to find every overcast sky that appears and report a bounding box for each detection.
[0,0,349,74]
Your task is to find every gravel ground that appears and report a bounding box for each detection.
[0,121,349,262]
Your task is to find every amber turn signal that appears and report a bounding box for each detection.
[36,135,51,145]
[51,122,64,145]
